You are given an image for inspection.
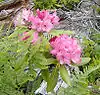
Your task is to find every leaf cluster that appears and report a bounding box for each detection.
[33,0,80,10]
[0,23,100,95]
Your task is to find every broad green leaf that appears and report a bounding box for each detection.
[39,58,58,66]
[47,68,58,92]
[46,58,58,65]
[76,57,91,66]
[50,30,75,36]
[59,65,71,86]
[41,69,49,82]
[32,52,57,66]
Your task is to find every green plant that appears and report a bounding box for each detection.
[0,0,4,2]
[56,28,100,95]
[57,53,100,95]
[33,0,80,9]
[0,26,36,95]
[0,8,100,95]
[0,23,93,94]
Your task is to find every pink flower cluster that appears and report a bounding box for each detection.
[14,9,59,44]
[29,9,59,32]
[14,9,59,32]
[49,35,82,65]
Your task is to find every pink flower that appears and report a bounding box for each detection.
[36,9,49,20]
[49,35,82,65]
[21,32,30,41]
[31,32,38,44]
[28,9,59,32]
[49,12,59,25]
[22,8,33,21]
[41,20,53,32]
[29,16,53,32]
[29,16,43,32]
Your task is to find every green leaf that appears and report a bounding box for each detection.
[34,63,48,69]
[76,57,91,66]
[15,26,29,33]
[0,0,4,2]
[94,45,100,57]
[84,63,100,76]
[47,68,58,92]
[57,87,65,95]
[55,4,62,7]
[46,58,58,65]
[72,0,80,2]
[14,51,29,71]
[90,33,100,44]
[41,69,49,82]
[59,65,71,86]
[17,73,33,87]
[32,52,57,66]
[50,30,75,36]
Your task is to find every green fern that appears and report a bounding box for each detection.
[0,26,37,95]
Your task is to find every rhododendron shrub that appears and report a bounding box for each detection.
[9,8,92,94]
[49,35,82,65]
